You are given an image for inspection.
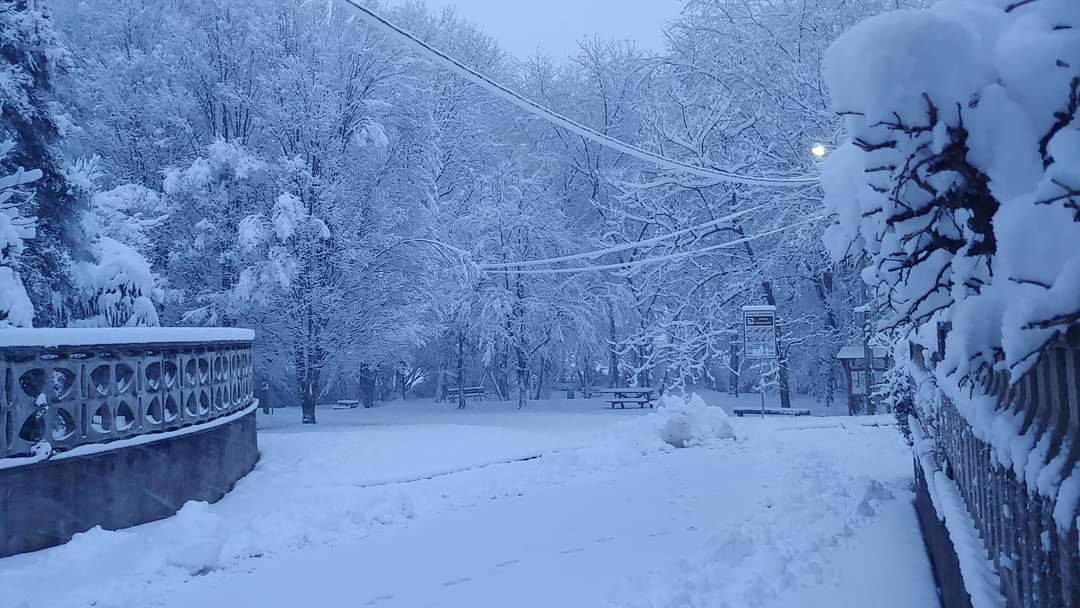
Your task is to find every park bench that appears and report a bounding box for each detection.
[594,387,658,409]
[553,384,598,399]
[732,408,811,417]
[445,386,488,403]
[333,400,361,410]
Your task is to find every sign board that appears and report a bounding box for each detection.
[742,305,777,360]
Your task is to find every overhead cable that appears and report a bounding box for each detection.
[478,204,766,270]
[342,0,820,188]
[482,215,826,275]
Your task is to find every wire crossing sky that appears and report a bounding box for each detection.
[342,0,821,188]
[481,216,828,275]
[478,205,767,270]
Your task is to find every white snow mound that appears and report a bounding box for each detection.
[617,393,736,450]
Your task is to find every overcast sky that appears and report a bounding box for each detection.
[388,0,682,59]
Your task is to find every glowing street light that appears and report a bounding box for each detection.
[810,143,829,159]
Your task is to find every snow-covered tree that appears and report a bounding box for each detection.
[0,0,88,324]
[164,139,267,326]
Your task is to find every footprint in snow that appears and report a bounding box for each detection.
[594,536,615,544]
[364,594,396,605]
[560,547,585,555]
[495,559,521,568]
[442,577,473,587]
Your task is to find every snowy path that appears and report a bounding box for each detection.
[0,398,939,608]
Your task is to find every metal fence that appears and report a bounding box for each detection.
[0,332,255,458]
[917,326,1080,607]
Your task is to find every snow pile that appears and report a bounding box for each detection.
[652,393,737,448]
[603,393,735,452]
[822,0,1080,493]
[536,394,735,478]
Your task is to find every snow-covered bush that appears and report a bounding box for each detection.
[823,1,1079,382]
[71,237,160,327]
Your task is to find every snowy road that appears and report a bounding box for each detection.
[0,397,939,608]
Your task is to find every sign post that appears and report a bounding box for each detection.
[742,305,778,419]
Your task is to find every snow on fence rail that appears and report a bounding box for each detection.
[0,328,256,459]
[913,326,1080,608]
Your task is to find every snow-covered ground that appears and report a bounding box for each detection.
[0,394,936,608]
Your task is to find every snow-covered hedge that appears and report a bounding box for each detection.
[822,0,1079,381]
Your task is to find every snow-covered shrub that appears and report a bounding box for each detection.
[823,1,1079,381]
[71,237,160,327]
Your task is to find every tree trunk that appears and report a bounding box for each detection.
[359,364,376,409]
[758,280,792,409]
[516,345,528,409]
[729,341,741,397]
[456,329,466,409]
[534,357,547,401]
[300,370,319,424]
[607,303,619,388]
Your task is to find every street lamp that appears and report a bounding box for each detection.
[810,143,829,159]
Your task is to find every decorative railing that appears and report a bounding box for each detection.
[914,326,1080,608]
[0,328,255,459]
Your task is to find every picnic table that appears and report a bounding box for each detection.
[333,400,360,410]
[594,387,658,409]
[445,386,488,403]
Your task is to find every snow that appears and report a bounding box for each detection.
[932,469,1006,608]
[0,326,255,347]
[836,345,887,360]
[911,417,1005,608]
[0,394,937,608]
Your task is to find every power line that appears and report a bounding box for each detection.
[342,0,820,188]
[482,215,826,275]
[478,204,766,270]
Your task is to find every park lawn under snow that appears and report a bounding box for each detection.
[0,394,937,608]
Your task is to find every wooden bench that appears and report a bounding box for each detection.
[445,386,488,403]
[732,408,812,417]
[594,387,658,409]
[333,400,360,410]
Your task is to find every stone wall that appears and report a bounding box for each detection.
[0,408,258,558]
